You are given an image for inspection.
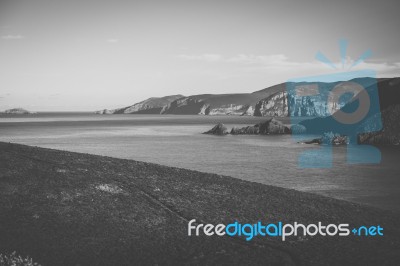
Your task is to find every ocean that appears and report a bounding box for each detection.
[1,112,399,212]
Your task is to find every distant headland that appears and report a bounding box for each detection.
[1,108,36,114]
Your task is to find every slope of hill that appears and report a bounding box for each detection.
[160,83,287,115]
[160,93,258,115]
[1,142,400,265]
[96,77,399,117]
[95,95,184,114]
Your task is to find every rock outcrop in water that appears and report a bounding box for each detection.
[230,118,290,135]
[203,123,229,135]
[3,108,34,114]
[203,119,292,136]
[286,124,307,134]
[301,132,349,145]
[94,109,114,114]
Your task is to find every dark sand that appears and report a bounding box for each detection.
[0,142,399,265]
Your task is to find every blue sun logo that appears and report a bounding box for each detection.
[316,39,373,70]
[286,39,382,168]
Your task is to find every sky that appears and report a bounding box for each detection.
[1,0,399,111]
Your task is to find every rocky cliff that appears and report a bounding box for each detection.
[360,78,400,144]
[160,94,261,116]
[95,95,184,114]
[254,91,289,117]
[254,90,331,117]
[160,83,288,116]
[358,104,400,145]
[95,77,399,118]
[254,79,379,117]
[298,77,400,145]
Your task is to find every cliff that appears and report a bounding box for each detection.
[160,94,260,115]
[95,77,399,117]
[254,78,379,117]
[358,104,400,145]
[95,95,184,114]
[154,83,287,115]
[299,78,400,145]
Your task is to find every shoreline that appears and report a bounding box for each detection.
[1,141,400,265]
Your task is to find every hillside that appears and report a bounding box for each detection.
[160,83,287,115]
[1,142,400,265]
[95,95,184,114]
[96,77,399,117]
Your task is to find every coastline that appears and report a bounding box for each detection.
[1,142,399,265]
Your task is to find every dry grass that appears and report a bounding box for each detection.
[0,252,40,266]
[1,142,400,265]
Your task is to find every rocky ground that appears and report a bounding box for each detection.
[1,142,400,265]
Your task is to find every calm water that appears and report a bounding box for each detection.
[1,113,399,212]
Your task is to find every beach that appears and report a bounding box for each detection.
[1,141,399,265]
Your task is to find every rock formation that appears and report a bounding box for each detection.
[95,77,400,121]
[95,95,184,114]
[94,109,114,114]
[203,123,229,135]
[299,78,400,145]
[230,118,291,135]
[302,132,349,145]
[254,83,357,117]
[3,108,34,114]
[160,93,267,116]
[358,104,400,145]
[287,124,307,134]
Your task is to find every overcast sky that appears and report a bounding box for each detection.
[1,0,399,111]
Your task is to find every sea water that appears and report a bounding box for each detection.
[1,113,399,212]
